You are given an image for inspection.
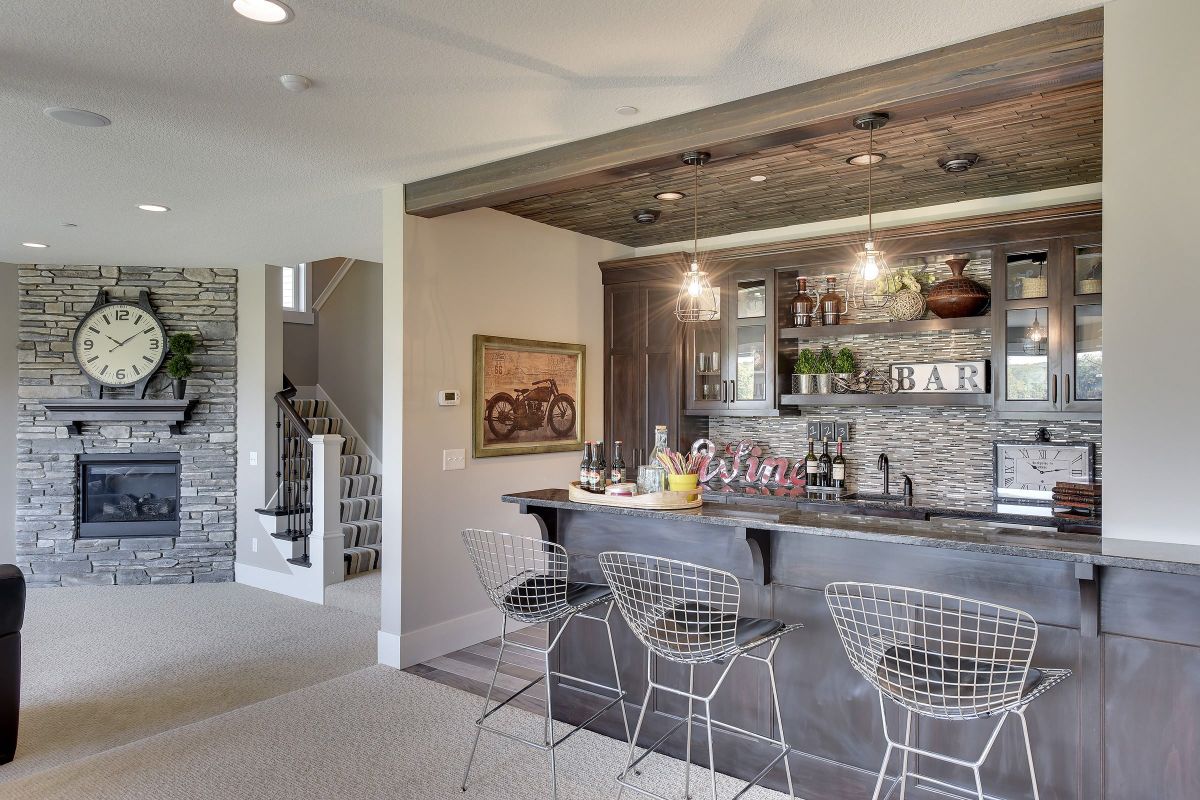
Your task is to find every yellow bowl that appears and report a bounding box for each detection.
[667,473,699,492]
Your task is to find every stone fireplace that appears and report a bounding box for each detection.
[16,265,238,587]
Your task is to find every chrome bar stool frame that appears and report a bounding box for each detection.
[825,582,1072,800]
[460,529,632,800]
[600,551,802,800]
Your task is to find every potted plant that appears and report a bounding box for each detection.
[793,349,818,394]
[833,347,857,393]
[815,346,835,394]
[166,333,196,400]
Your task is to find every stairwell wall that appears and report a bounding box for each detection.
[316,260,383,458]
[389,207,630,667]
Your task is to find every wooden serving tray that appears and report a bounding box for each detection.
[568,481,703,510]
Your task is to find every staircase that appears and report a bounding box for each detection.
[292,399,383,576]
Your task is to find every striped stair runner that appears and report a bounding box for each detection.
[291,399,382,576]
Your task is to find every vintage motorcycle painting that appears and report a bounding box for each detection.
[473,335,585,458]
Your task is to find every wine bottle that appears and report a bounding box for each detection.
[832,436,846,489]
[818,438,833,487]
[611,440,627,485]
[805,438,819,487]
[580,442,593,491]
[594,440,607,492]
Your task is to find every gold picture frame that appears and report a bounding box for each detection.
[473,335,585,458]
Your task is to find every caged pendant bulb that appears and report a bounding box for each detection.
[674,151,720,322]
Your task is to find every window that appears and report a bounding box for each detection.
[282,263,312,323]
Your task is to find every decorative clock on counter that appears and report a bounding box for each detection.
[994,430,1095,500]
[72,289,168,399]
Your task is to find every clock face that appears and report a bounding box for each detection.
[73,303,167,387]
[996,443,1092,499]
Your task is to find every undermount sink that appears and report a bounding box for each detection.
[844,492,914,504]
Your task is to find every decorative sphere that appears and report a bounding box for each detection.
[887,289,926,321]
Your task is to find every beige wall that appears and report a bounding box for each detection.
[317,260,383,457]
[382,207,630,666]
[1103,0,1200,543]
[0,264,16,564]
[281,258,343,386]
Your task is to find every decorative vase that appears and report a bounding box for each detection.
[790,277,817,327]
[887,288,927,321]
[926,257,990,318]
[815,373,834,394]
[171,378,187,400]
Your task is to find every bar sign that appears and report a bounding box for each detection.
[891,360,989,393]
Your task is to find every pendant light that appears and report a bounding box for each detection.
[674,151,720,323]
[848,112,893,310]
[1023,310,1048,355]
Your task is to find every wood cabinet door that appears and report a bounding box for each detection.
[1059,234,1102,415]
[992,240,1063,416]
[725,269,775,412]
[642,283,681,456]
[605,284,645,459]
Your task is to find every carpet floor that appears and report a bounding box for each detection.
[324,569,382,622]
[0,581,378,784]
[3,665,787,800]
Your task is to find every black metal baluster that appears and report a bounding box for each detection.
[275,407,284,512]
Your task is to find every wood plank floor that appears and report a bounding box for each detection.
[404,623,550,716]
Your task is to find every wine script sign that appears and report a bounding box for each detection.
[690,439,807,487]
[890,360,989,393]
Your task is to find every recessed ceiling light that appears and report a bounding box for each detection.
[137,204,171,213]
[632,209,660,224]
[615,106,639,116]
[655,191,686,201]
[22,242,49,249]
[44,107,111,127]
[847,153,886,166]
[749,175,768,182]
[938,153,981,173]
[61,223,78,228]
[231,0,293,24]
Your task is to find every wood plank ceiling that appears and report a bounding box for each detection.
[493,80,1101,247]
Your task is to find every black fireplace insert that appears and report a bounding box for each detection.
[78,453,181,538]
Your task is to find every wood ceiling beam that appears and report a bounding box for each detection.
[404,8,1102,219]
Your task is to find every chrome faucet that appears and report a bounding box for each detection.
[877,453,890,496]
[902,473,914,498]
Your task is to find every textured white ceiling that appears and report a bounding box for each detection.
[0,0,1098,267]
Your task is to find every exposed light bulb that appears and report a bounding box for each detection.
[861,241,880,280]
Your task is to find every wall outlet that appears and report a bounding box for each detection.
[251,537,258,553]
[443,448,466,470]
[248,451,258,466]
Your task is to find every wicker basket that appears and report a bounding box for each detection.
[1021,275,1048,298]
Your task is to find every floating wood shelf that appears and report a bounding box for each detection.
[780,393,993,408]
[780,315,991,341]
[41,398,197,436]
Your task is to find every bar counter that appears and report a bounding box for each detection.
[503,489,1200,800]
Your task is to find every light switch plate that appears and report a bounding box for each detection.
[442,448,466,470]
[248,451,258,466]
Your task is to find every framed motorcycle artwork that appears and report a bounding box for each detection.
[472,335,585,458]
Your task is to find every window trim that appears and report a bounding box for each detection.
[282,263,314,324]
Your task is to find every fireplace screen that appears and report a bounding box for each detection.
[78,454,181,538]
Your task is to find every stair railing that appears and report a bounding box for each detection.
[274,375,314,568]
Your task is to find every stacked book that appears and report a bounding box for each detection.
[1052,482,1101,523]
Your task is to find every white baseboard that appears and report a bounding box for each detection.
[235,561,324,605]
[377,606,527,670]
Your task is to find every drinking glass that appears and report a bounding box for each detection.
[637,464,666,495]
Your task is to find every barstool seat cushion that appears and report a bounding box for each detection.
[502,576,613,615]
[648,601,784,653]
[877,644,1042,706]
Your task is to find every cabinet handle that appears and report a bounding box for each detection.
[1065,373,1072,403]
[727,380,734,404]
[1052,374,1058,405]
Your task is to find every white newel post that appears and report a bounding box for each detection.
[310,434,346,593]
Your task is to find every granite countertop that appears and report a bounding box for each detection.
[502,489,1200,577]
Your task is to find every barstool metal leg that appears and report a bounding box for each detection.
[1017,709,1041,800]
[684,665,695,800]
[899,708,913,800]
[544,649,559,800]
[618,682,655,800]
[765,646,795,800]
[602,602,633,745]
[870,740,894,800]
[462,621,507,792]
[703,699,718,800]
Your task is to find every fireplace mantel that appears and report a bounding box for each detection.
[41,398,196,436]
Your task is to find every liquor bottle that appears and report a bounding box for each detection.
[580,441,593,490]
[594,440,607,492]
[832,437,847,489]
[819,277,843,326]
[818,438,833,487]
[611,440,627,485]
[790,277,817,327]
[647,425,669,492]
[804,438,819,487]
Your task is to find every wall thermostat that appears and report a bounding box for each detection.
[438,389,460,406]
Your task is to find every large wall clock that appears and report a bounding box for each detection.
[994,433,1095,501]
[72,289,168,399]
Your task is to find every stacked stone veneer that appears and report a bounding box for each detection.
[16,266,238,587]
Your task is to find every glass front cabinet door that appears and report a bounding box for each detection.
[683,269,775,414]
[992,237,1101,417]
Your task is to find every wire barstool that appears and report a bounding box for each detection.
[460,529,632,800]
[599,551,801,800]
[825,582,1072,800]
